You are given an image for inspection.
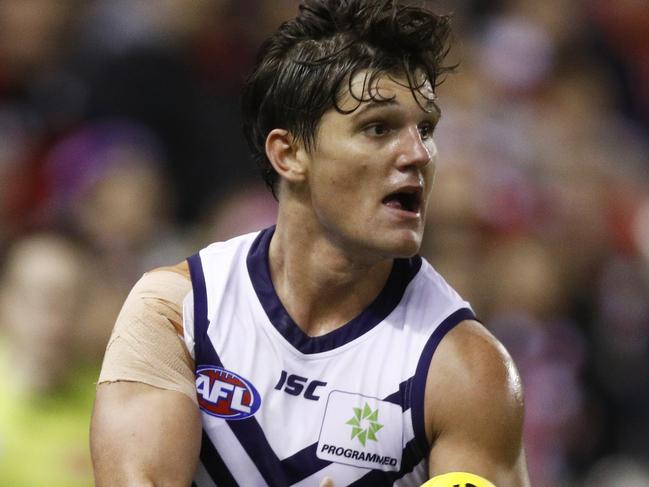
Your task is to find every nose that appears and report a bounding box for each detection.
[395,125,434,170]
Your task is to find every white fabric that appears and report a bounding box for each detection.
[184,230,472,486]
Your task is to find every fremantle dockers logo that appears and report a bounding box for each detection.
[195,366,261,420]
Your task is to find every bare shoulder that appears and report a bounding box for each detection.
[138,261,191,297]
[425,319,524,440]
[428,319,522,404]
[98,260,196,398]
[424,320,528,483]
[111,259,193,339]
[150,260,190,280]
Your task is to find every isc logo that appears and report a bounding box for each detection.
[274,370,327,401]
[196,366,261,420]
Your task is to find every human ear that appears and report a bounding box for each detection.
[265,129,308,183]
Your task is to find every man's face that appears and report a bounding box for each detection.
[301,71,439,260]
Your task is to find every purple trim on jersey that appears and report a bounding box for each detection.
[187,253,222,367]
[410,307,476,457]
[226,418,290,486]
[246,226,423,354]
[282,443,331,485]
[188,252,290,487]
[383,376,413,409]
[199,431,239,487]
[347,436,424,486]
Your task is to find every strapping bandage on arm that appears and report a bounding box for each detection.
[98,263,197,405]
[421,472,497,486]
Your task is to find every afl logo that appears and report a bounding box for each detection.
[195,366,261,420]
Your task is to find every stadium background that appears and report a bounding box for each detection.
[0,0,647,485]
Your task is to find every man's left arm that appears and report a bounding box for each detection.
[424,319,530,486]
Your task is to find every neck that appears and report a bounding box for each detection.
[268,202,393,337]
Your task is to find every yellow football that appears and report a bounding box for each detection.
[421,471,497,487]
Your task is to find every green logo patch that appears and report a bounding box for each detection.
[345,403,384,446]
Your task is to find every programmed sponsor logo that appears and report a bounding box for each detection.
[319,444,399,467]
[317,391,403,471]
[196,366,261,420]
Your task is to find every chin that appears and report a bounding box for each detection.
[390,243,421,259]
[376,232,422,259]
[337,225,423,261]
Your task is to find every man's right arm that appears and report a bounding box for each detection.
[90,263,201,486]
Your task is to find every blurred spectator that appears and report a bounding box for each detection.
[43,120,184,280]
[197,182,278,245]
[40,120,189,360]
[83,1,259,224]
[0,232,99,486]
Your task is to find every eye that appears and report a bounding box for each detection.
[418,122,436,140]
[363,122,390,137]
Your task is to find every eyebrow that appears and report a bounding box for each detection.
[350,97,441,120]
[350,99,399,119]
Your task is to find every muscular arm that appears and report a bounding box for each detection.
[91,382,201,486]
[425,320,530,486]
[90,262,201,486]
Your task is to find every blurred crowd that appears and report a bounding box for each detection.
[0,1,647,486]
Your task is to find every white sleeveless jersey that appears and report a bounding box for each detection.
[184,227,475,487]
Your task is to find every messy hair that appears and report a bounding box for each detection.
[241,0,454,196]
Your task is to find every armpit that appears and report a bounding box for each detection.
[98,262,197,405]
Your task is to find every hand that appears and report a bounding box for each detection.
[319,476,335,487]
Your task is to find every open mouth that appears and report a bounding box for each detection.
[382,188,422,214]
